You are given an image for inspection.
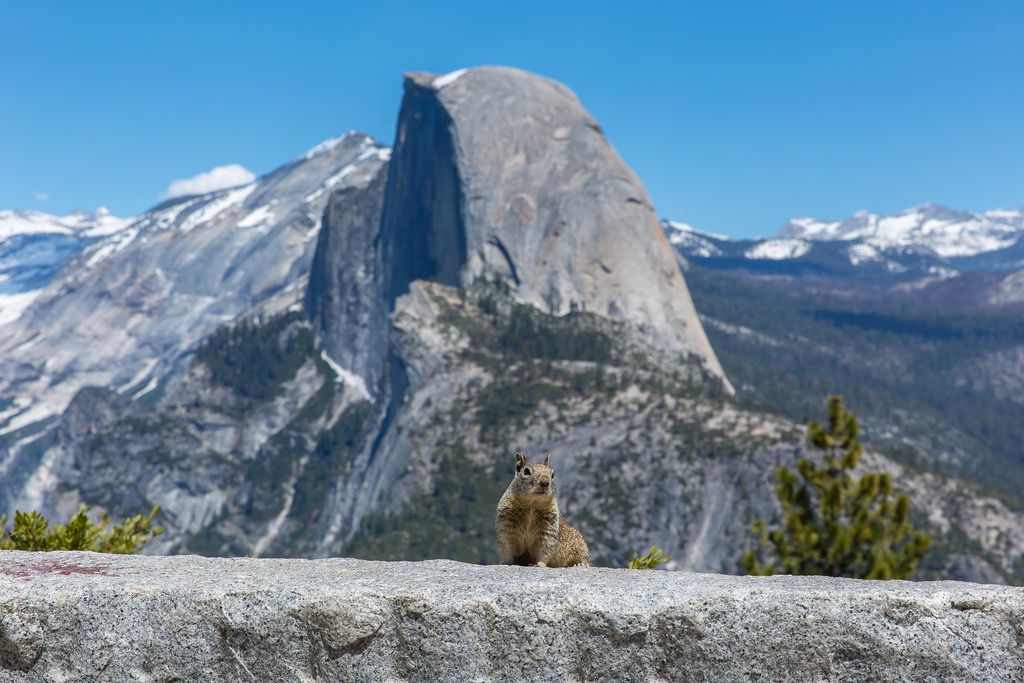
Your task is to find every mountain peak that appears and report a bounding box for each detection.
[306,66,731,401]
[302,131,375,161]
[382,65,727,381]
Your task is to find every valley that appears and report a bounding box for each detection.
[0,67,1022,584]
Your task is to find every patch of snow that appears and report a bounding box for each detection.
[357,145,390,162]
[305,167,350,203]
[13,335,41,353]
[984,208,1024,222]
[665,220,729,241]
[745,239,810,260]
[236,203,276,229]
[686,243,721,258]
[320,351,372,402]
[117,358,160,397]
[927,265,959,278]
[881,209,922,237]
[0,210,71,240]
[432,68,469,89]
[304,146,390,204]
[303,132,358,160]
[0,289,42,326]
[303,214,322,243]
[322,163,358,189]
[9,429,47,458]
[151,197,201,230]
[177,183,257,234]
[987,270,1024,306]
[662,221,727,257]
[702,316,783,348]
[132,376,160,400]
[304,187,327,204]
[846,243,881,266]
[0,396,32,428]
[80,207,134,237]
[84,224,141,268]
[0,208,132,241]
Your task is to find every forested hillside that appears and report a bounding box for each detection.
[685,266,1024,505]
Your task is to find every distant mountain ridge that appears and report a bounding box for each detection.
[0,207,132,325]
[0,206,129,242]
[666,203,1024,285]
[778,204,1024,259]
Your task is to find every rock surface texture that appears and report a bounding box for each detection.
[1,551,1022,682]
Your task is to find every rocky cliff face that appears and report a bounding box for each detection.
[307,162,391,398]
[3,552,1023,682]
[365,67,726,384]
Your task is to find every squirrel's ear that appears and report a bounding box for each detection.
[515,452,527,472]
[543,454,551,467]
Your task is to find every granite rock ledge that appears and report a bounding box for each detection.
[1,551,1022,681]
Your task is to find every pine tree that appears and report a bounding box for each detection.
[744,395,931,579]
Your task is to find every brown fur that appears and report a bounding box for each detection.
[494,452,590,567]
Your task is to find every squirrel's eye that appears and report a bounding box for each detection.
[522,467,531,476]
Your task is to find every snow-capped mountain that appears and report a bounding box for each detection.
[779,204,1024,260]
[664,220,728,258]
[0,132,389,434]
[0,207,132,325]
[666,204,1024,283]
[0,206,129,242]
[665,220,824,266]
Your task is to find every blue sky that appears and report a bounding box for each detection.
[2,1,1021,239]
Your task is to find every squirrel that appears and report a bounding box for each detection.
[494,452,591,567]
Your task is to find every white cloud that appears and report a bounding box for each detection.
[160,164,256,200]
[34,192,48,202]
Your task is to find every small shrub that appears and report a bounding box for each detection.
[629,545,671,569]
[0,505,163,554]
